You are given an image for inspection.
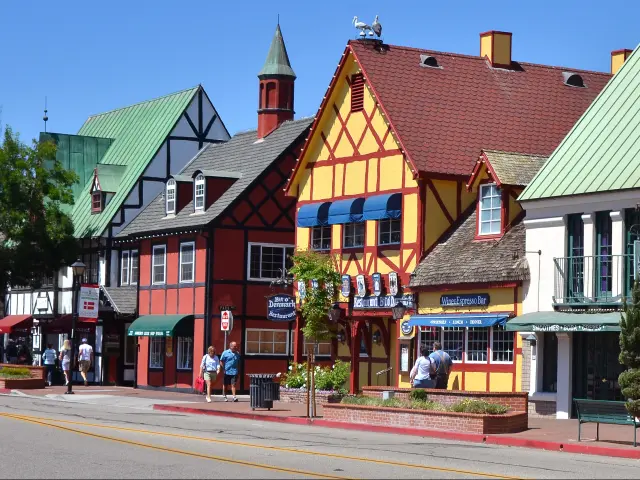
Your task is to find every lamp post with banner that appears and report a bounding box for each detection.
[66,260,86,395]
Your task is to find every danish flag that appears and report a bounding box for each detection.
[83,301,95,310]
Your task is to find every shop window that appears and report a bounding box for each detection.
[245,329,289,355]
[304,338,331,357]
[166,179,176,214]
[443,327,464,362]
[311,225,331,251]
[542,332,558,392]
[130,250,139,285]
[194,174,205,211]
[124,330,135,366]
[466,327,488,362]
[152,245,166,285]
[176,337,193,370]
[343,222,365,248]
[179,242,195,283]
[419,327,440,355]
[121,251,130,285]
[378,218,401,245]
[478,184,501,235]
[149,337,164,369]
[248,243,294,281]
[491,325,514,363]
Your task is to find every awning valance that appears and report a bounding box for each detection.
[362,193,402,221]
[297,202,331,227]
[505,311,621,332]
[0,315,33,334]
[408,313,509,328]
[127,314,194,337]
[328,198,365,225]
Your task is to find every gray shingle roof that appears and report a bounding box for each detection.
[409,210,529,287]
[102,286,137,314]
[482,150,547,187]
[117,118,312,237]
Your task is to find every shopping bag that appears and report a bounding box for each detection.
[195,377,205,393]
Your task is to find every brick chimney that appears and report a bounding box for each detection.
[480,30,512,68]
[611,49,633,75]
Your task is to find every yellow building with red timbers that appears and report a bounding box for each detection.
[286,30,611,392]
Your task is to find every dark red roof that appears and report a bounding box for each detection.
[349,40,611,176]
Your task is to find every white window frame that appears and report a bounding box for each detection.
[465,327,489,363]
[442,327,464,363]
[245,328,289,356]
[176,336,193,370]
[152,245,167,285]
[247,242,294,282]
[120,251,130,285]
[166,179,176,215]
[194,174,205,212]
[299,337,332,357]
[378,217,402,246]
[130,250,139,285]
[149,337,164,369]
[311,225,331,251]
[343,222,365,249]
[478,183,502,236]
[179,242,195,284]
[490,325,515,364]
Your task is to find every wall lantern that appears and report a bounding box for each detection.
[336,330,346,343]
[328,303,341,323]
[372,329,381,345]
[391,302,406,320]
[71,259,86,279]
[525,333,537,346]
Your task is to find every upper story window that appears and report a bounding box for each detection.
[179,242,195,283]
[130,250,139,285]
[248,243,294,281]
[194,174,205,211]
[350,73,365,112]
[311,225,331,251]
[166,179,176,214]
[343,222,365,248]
[379,218,401,245]
[478,184,501,236]
[91,191,103,214]
[121,251,130,285]
[152,245,166,285]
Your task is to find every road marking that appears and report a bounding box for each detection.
[1,412,522,479]
[0,413,349,480]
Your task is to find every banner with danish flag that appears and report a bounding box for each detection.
[78,284,100,320]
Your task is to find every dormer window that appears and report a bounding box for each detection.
[91,191,103,214]
[194,174,205,211]
[166,179,176,215]
[478,184,501,236]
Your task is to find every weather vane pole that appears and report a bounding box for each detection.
[43,96,49,133]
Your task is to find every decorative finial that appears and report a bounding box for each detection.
[277,13,280,26]
[43,96,49,133]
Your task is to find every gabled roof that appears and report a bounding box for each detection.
[102,285,137,315]
[348,40,611,177]
[468,150,547,189]
[117,118,313,238]
[69,86,202,238]
[520,45,640,201]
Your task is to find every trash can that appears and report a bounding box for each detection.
[248,373,280,410]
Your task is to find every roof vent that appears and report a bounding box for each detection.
[562,72,586,88]
[419,54,440,68]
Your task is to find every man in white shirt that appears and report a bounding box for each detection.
[42,344,57,386]
[78,338,93,386]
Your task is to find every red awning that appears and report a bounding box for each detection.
[0,315,33,334]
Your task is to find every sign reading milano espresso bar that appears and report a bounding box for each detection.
[440,294,490,308]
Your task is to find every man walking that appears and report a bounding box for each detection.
[78,338,93,386]
[429,341,452,389]
[220,341,241,402]
[42,343,57,386]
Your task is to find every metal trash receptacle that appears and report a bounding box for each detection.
[248,373,279,410]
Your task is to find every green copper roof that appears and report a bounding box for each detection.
[520,45,640,201]
[258,25,296,78]
[96,164,127,192]
[70,86,199,237]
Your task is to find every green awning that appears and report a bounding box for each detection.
[127,315,194,337]
[506,311,621,333]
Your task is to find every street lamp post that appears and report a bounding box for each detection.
[66,259,86,395]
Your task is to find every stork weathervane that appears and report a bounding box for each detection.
[353,15,382,39]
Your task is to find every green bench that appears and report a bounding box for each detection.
[574,398,639,447]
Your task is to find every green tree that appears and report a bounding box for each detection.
[0,126,78,297]
[619,279,640,418]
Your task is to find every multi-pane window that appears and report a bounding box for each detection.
[194,174,205,211]
[121,251,130,285]
[248,243,294,281]
[466,327,488,362]
[81,252,99,284]
[443,327,464,361]
[245,329,289,355]
[311,226,331,251]
[91,191,102,213]
[379,218,401,245]
[176,337,193,370]
[149,337,164,369]
[343,222,365,248]
[492,325,514,362]
[166,179,176,214]
[130,250,139,285]
[303,338,331,357]
[121,250,139,285]
[152,245,166,285]
[596,211,613,297]
[567,213,585,300]
[419,327,440,355]
[479,184,501,235]
[179,242,195,283]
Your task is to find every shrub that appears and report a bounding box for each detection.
[330,360,350,391]
[619,280,640,418]
[450,399,508,414]
[409,389,428,401]
[0,367,31,379]
[280,360,351,392]
[281,363,307,389]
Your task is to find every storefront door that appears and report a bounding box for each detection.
[573,332,625,404]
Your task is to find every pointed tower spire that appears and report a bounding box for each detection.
[258,24,296,79]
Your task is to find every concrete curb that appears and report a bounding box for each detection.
[152,404,640,460]
[0,389,10,395]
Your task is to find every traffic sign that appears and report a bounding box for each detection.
[221,310,233,331]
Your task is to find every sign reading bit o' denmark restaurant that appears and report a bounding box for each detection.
[440,294,490,308]
[267,294,297,322]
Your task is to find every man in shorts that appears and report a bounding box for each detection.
[78,338,93,386]
[220,342,241,402]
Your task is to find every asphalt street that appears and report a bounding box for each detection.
[0,395,638,479]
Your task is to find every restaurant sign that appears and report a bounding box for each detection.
[530,324,614,332]
[353,294,415,310]
[266,294,297,322]
[441,293,490,308]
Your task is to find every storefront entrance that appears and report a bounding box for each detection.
[573,332,625,402]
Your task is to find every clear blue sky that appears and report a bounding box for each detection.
[1,0,638,144]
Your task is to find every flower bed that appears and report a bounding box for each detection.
[279,387,344,404]
[0,364,46,390]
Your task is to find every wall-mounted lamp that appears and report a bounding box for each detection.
[372,329,381,345]
[525,333,537,346]
[328,303,341,323]
[391,302,407,320]
[336,330,346,343]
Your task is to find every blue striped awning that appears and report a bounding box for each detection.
[328,198,365,225]
[408,313,509,328]
[362,193,402,221]
[297,202,331,227]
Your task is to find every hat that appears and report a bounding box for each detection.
[81,338,88,343]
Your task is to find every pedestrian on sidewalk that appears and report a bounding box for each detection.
[429,341,452,389]
[5,340,18,364]
[78,338,93,386]
[220,342,241,402]
[410,346,436,388]
[200,346,221,403]
[59,340,72,386]
[42,344,57,386]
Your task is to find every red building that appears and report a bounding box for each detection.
[115,25,312,391]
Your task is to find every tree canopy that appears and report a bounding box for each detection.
[620,279,640,417]
[0,126,78,292]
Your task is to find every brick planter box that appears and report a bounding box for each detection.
[279,387,344,404]
[0,364,46,389]
[323,403,528,434]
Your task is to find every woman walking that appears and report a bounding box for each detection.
[410,346,436,389]
[59,340,72,386]
[199,346,220,403]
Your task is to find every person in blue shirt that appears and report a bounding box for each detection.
[220,342,241,402]
[429,341,453,389]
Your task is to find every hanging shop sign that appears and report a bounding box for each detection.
[440,293,490,308]
[266,294,296,322]
[530,324,614,332]
[388,272,399,297]
[356,275,366,297]
[400,320,413,336]
[341,275,351,297]
[221,310,233,331]
[353,293,415,310]
[297,281,306,301]
[311,279,319,291]
[78,284,100,319]
[372,273,382,297]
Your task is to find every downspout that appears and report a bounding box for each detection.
[203,228,213,355]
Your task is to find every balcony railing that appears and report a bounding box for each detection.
[553,254,634,305]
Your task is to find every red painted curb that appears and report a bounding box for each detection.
[0,389,10,395]
[153,404,640,460]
